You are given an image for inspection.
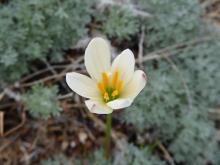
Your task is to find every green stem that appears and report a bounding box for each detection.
[105,113,112,159]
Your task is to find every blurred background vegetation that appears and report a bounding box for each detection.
[0,0,220,164]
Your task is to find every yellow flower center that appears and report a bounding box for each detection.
[98,71,123,102]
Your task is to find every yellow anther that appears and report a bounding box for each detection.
[104,92,110,102]
[102,72,109,88]
[112,71,118,89]
[117,80,123,92]
[112,90,119,97]
[98,82,105,94]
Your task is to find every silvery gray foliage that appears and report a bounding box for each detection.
[120,1,220,164]
[75,145,164,165]
[178,41,220,106]
[94,6,140,41]
[0,0,94,81]
[113,142,165,165]
[1,0,219,164]
[22,85,61,119]
[121,40,220,164]
[169,110,220,165]
[138,0,202,49]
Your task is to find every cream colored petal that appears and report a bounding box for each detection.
[121,70,147,99]
[107,98,133,109]
[66,72,100,99]
[85,37,111,81]
[111,49,135,85]
[85,100,113,114]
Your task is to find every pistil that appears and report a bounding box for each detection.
[104,92,110,102]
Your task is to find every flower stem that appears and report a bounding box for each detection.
[105,113,112,159]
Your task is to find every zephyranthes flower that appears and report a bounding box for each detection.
[66,37,147,114]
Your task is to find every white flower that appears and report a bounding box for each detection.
[66,37,147,114]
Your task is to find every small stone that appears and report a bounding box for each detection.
[78,132,88,144]
[70,141,76,148]
[61,141,69,151]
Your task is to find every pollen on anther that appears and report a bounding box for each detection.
[112,90,119,97]
[104,92,110,102]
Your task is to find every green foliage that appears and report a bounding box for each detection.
[40,154,71,165]
[22,85,61,119]
[138,0,202,49]
[95,6,139,41]
[0,0,94,82]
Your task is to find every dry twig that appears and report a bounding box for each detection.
[138,26,145,69]
[0,135,20,153]
[42,59,67,89]
[0,92,5,101]
[57,93,73,100]
[164,56,193,110]
[142,36,213,63]
[0,111,4,136]
[157,141,175,165]
[18,56,83,85]
[4,88,21,102]
[3,111,26,137]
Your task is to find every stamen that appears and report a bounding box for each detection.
[102,72,109,88]
[104,92,110,102]
[98,71,123,103]
[112,71,118,89]
[117,80,123,92]
[98,82,105,93]
[112,90,119,97]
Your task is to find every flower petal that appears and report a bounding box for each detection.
[111,49,135,85]
[66,72,100,99]
[121,70,147,99]
[85,37,111,81]
[107,98,133,109]
[85,100,113,114]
